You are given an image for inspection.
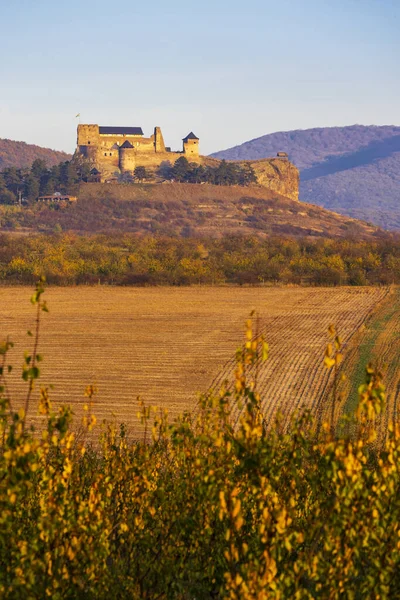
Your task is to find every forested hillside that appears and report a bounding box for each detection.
[211,125,400,230]
[0,138,71,170]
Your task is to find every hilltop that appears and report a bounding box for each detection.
[0,182,383,240]
[0,138,72,170]
[211,125,400,230]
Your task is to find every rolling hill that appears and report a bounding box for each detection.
[211,125,400,230]
[0,182,383,240]
[0,138,72,170]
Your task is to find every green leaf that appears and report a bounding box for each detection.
[28,367,40,380]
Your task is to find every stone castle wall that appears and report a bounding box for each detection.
[154,127,166,153]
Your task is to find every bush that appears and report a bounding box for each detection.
[0,190,16,205]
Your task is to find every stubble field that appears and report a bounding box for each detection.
[1,285,398,437]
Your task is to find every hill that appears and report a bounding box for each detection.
[210,125,400,230]
[0,138,72,170]
[0,182,383,240]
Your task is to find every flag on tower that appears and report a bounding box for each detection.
[75,113,80,118]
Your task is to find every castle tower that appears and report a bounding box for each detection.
[77,124,100,147]
[76,124,100,161]
[154,126,166,153]
[119,141,136,172]
[182,132,199,156]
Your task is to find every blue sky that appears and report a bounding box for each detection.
[0,0,398,154]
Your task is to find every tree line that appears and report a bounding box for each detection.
[0,156,257,205]
[0,159,90,204]
[160,156,257,186]
[90,157,257,187]
[1,233,400,286]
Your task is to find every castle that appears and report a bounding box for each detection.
[74,122,300,201]
[75,124,200,180]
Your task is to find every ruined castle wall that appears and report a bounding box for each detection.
[154,127,166,153]
[130,152,202,170]
[135,140,156,153]
[98,150,200,174]
[86,149,202,175]
[98,149,120,169]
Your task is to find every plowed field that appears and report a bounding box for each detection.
[0,286,393,436]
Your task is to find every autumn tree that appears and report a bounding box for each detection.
[24,174,40,201]
[134,166,148,182]
[172,156,190,182]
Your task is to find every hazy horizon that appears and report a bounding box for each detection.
[1,0,399,155]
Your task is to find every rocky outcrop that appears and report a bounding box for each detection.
[243,158,299,201]
[202,156,300,201]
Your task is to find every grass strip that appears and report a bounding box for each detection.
[343,289,400,419]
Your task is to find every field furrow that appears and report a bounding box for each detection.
[0,286,390,437]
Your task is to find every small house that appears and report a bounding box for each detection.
[37,193,77,203]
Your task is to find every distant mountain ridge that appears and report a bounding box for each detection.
[211,125,400,230]
[0,138,71,170]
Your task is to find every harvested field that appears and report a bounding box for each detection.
[0,286,393,436]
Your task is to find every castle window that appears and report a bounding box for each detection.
[104,153,107,156]
[88,141,91,144]
[109,153,112,156]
